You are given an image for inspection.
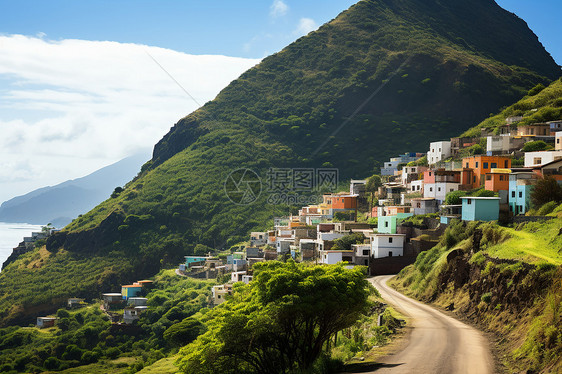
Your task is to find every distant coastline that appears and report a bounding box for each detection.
[0,222,44,267]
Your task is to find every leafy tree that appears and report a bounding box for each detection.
[531,176,562,208]
[522,140,549,152]
[163,317,206,347]
[365,174,382,211]
[444,190,469,205]
[528,83,546,96]
[193,244,214,256]
[178,261,370,374]
[331,233,366,251]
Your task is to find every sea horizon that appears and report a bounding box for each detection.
[0,222,45,267]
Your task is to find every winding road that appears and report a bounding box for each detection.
[362,275,494,374]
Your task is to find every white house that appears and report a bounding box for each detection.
[524,150,562,167]
[410,179,424,194]
[424,182,459,203]
[427,141,451,165]
[370,234,405,258]
[556,132,562,151]
[353,244,371,266]
[211,284,233,305]
[242,275,253,284]
[231,271,247,283]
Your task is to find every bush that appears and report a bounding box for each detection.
[522,140,549,152]
[481,292,492,304]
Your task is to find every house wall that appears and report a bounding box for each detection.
[424,182,459,203]
[484,173,510,192]
[461,199,499,221]
[463,156,512,188]
[378,216,397,234]
[556,132,562,151]
[371,235,405,258]
[321,251,342,265]
[427,141,451,165]
[524,150,562,167]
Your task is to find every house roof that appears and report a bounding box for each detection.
[535,158,562,170]
[122,285,142,288]
[460,197,500,200]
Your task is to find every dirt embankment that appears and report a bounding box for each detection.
[429,249,562,373]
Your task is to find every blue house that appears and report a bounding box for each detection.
[461,197,500,221]
[508,172,535,215]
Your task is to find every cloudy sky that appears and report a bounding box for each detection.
[0,0,560,204]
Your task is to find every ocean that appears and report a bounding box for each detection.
[0,222,44,267]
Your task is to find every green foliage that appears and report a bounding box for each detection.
[463,79,562,137]
[178,261,369,374]
[531,176,562,208]
[193,244,214,257]
[332,233,366,251]
[0,270,212,373]
[521,140,549,152]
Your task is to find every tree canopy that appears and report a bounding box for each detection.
[177,261,370,374]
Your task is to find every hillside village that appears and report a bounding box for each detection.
[173,118,562,304]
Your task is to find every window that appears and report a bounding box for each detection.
[476,162,479,168]
[519,191,523,198]
[483,162,488,169]
[363,250,370,256]
[534,157,542,165]
[438,187,441,192]
[465,163,469,168]
[450,188,454,192]
[473,176,476,183]
[429,187,433,192]
[504,160,509,168]
[385,221,389,227]
[467,199,472,205]
[389,237,393,243]
[512,191,515,198]
[389,251,393,257]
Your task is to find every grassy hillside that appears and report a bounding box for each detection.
[1,0,560,326]
[392,217,562,372]
[462,77,562,136]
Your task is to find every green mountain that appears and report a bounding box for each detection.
[1,0,560,326]
[462,77,562,136]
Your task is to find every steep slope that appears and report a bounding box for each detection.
[0,0,560,326]
[0,151,151,228]
[462,77,562,136]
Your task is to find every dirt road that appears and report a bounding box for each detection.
[364,275,494,374]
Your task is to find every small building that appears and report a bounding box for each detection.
[67,298,85,309]
[486,135,526,156]
[461,197,500,222]
[127,297,148,307]
[463,156,512,189]
[378,214,413,234]
[370,234,405,258]
[250,232,267,247]
[212,284,233,305]
[246,247,263,258]
[36,317,57,328]
[231,271,247,283]
[242,275,253,284]
[484,169,511,192]
[123,306,147,324]
[517,123,550,137]
[427,141,452,165]
[411,198,439,215]
[352,244,371,266]
[102,293,124,310]
[536,158,562,182]
[508,172,536,215]
[121,285,142,300]
[556,132,562,151]
[548,120,562,133]
[319,250,354,265]
[440,205,462,224]
[524,150,562,167]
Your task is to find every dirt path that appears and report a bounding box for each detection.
[356,275,494,374]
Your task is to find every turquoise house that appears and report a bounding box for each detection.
[185,256,207,266]
[508,173,534,215]
[461,197,500,221]
[378,213,413,234]
[122,284,142,300]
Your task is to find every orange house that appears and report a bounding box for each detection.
[484,169,511,192]
[330,195,357,210]
[463,156,512,189]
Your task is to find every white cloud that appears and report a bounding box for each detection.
[270,0,289,18]
[0,34,260,202]
[294,18,319,36]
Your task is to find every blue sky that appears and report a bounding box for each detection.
[0,0,560,206]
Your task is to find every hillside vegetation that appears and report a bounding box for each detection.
[462,77,562,136]
[1,0,560,326]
